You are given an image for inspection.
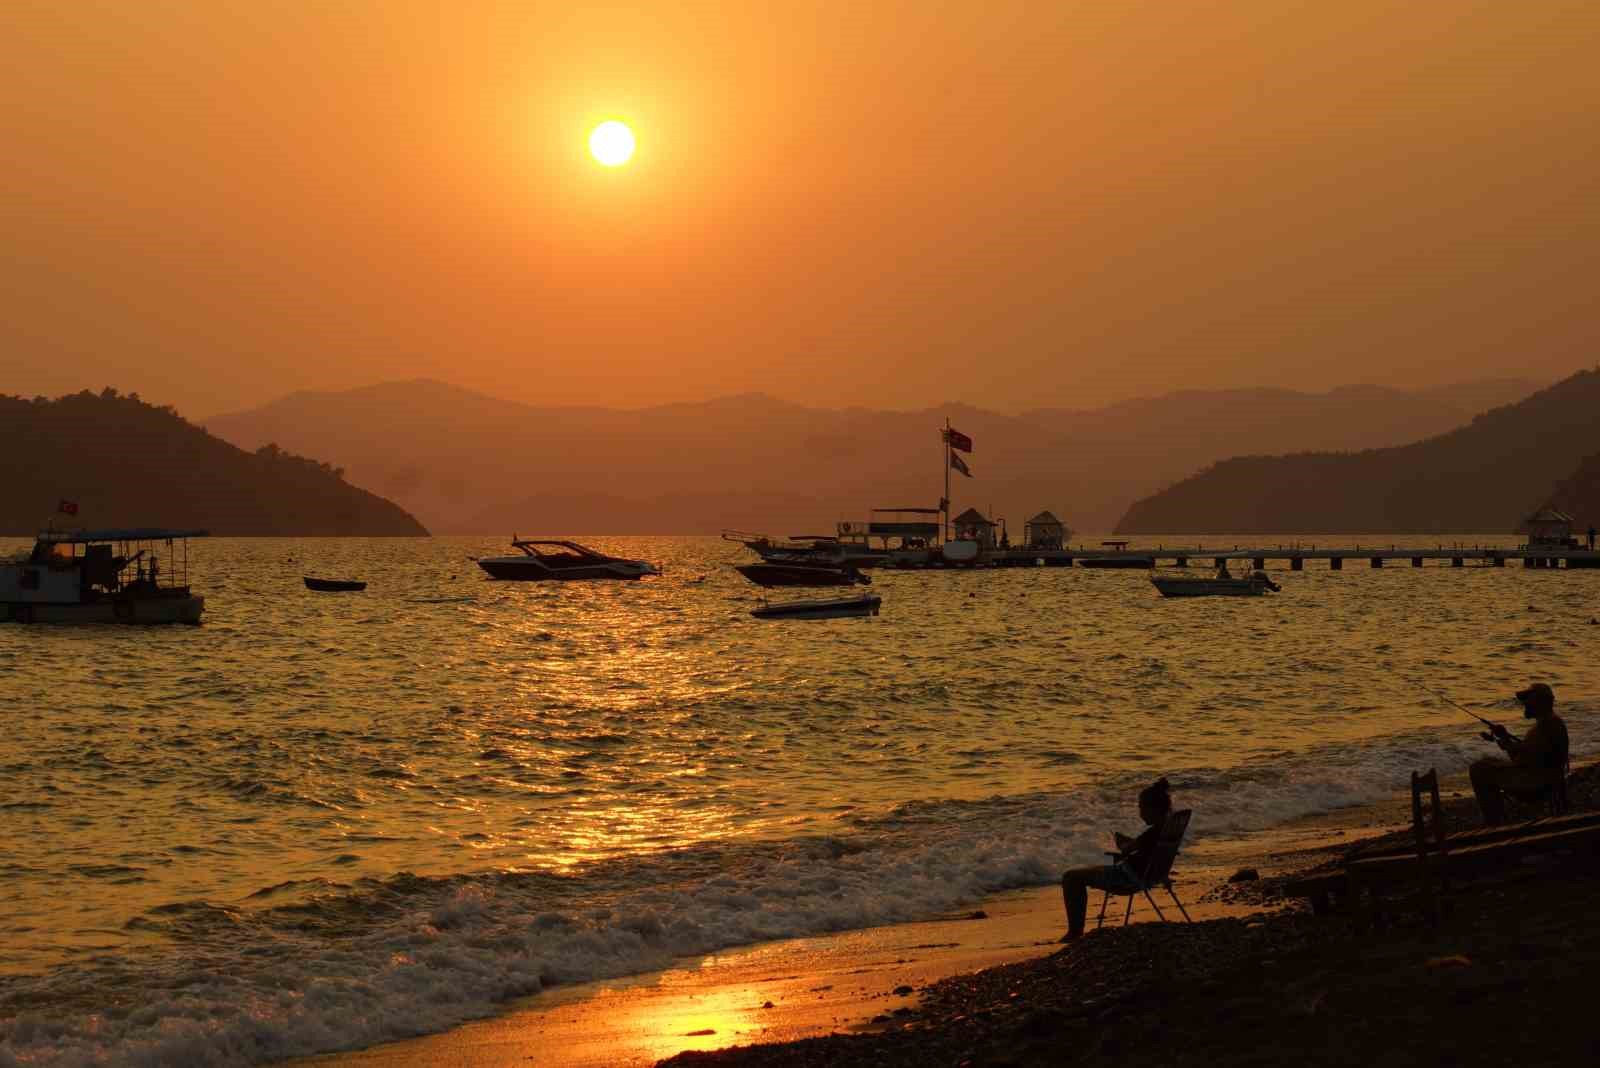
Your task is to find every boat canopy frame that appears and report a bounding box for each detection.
[35,528,206,592]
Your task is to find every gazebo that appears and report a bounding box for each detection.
[951,507,998,549]
[1523,506,1576,548]
[1024,510,1068,550]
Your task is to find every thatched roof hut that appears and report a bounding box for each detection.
[1024,510,1068,549]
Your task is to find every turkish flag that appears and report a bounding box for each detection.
[945,428,973,453]
[57,499,79,515]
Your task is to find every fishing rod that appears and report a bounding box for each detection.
[1395,671,1509,741]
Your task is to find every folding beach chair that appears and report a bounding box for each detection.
[1095,809,1195,929]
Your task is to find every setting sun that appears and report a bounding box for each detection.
[589,120,635,167]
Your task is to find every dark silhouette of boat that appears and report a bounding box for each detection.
[735,561,870,588]
[4,528,207,624]
[1150,568,1279,597]
[304,577,367,592]
[750,593,881,620]
[477,538,660,581]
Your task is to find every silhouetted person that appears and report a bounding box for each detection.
[1589,526,1596,551]
[1061,778,1171,940]
[1251,567,1280,592]
[1469,683,1569,825]
[1215,558,1232,578]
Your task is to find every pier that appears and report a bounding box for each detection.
[966,545,1600,570]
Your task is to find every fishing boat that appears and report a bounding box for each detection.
[750,593,882,620]
[734,561,870,588]
[477,538,659,581]
[2,528,207,624]
[304,577,367,592]
[1150,569,1279,598]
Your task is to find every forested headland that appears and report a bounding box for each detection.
[1115,370,1600,534]
[1,390,427,535]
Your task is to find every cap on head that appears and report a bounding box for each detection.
[1516,682,1555,710]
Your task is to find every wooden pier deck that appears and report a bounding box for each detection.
[972,545,1600,570]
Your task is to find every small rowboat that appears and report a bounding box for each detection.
[304,577,367,592]
[750,593,881,620]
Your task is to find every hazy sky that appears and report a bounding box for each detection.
[3,1,1597,417]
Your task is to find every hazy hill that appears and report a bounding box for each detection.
[204,377,1543,536]
[1115,371,1600,534]
[0,390,427,536]
[1545,452,1600,531]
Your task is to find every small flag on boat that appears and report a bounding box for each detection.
[57,499,79,515]
[950,453,972,478]
[945,427,973,453]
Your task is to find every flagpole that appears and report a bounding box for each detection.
[943,417,951,545]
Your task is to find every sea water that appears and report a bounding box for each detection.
[1,535,1594,1065]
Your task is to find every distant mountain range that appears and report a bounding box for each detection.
[0,390,426,536]
[1115,371,1600,534]
[202,377,1544,536]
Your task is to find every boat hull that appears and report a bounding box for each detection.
[2,595,205,624]
[751,594,882,620]
[304,577,367,592]
[735,563,867,588]
[1151,577,1267,598]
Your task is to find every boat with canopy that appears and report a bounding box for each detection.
[2,528,207,624]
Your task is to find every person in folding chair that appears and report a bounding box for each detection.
[1060,777,1192,941]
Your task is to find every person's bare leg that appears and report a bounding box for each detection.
[1060,868,1096,940]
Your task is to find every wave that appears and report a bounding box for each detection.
[6,705,1592,1067]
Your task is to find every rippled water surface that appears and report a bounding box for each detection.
[1,535,1595,1065]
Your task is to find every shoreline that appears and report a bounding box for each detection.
[295,773,1486,1068]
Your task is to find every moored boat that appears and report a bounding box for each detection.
[750,593,882,620]
[2,528,207,624]
[734,561,870,588]
[304,577,367,592]
[1150,570,1279,598]
[477,538,659,581]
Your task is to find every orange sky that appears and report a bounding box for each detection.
[2,1,1597,417]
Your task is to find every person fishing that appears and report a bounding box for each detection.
[1250,567,1281,592]
[1060,778,1171,940]
[1468,682,1569,826]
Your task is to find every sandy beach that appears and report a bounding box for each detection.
[296,785,1439,1068]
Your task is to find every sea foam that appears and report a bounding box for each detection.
[6,709,1592,1067]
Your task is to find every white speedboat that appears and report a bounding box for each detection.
[750,593,881,620]
[2,528,207,624]
[477,539,659,581]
